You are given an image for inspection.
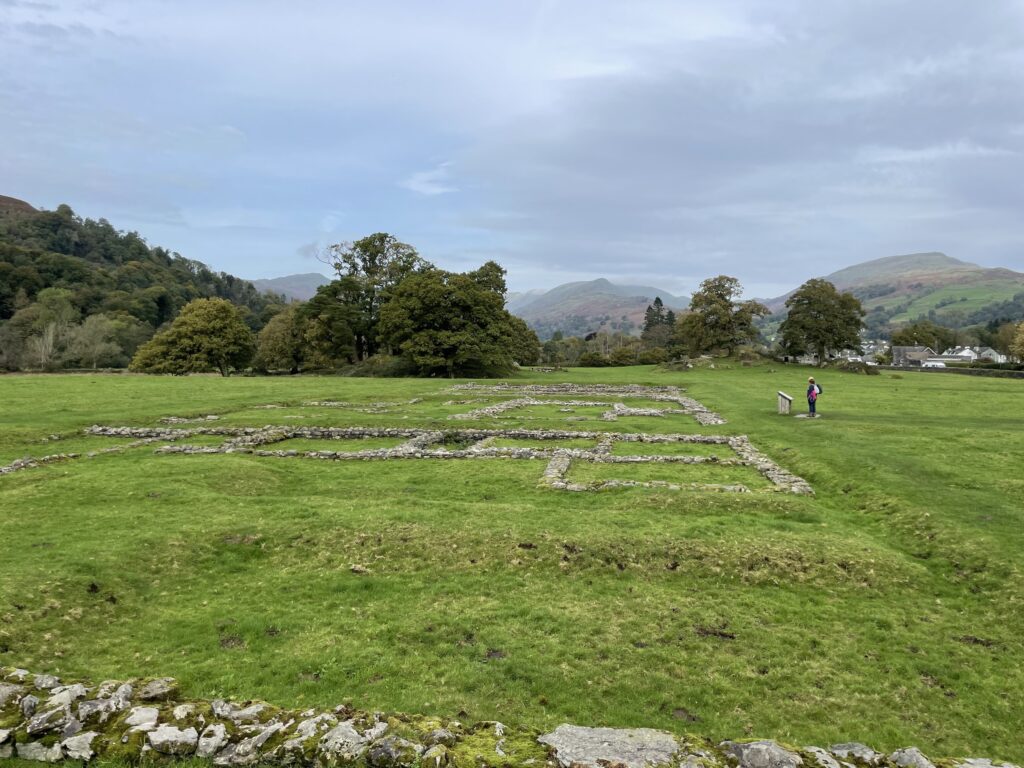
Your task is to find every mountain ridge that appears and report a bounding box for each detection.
[764,251,1024,333]
[249,272,331,301]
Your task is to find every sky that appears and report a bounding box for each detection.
[3,0,1024,298]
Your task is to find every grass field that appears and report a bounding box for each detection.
[1,365,1022,761]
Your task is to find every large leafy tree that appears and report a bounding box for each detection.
[130,298,255,376]
[254,305,305,373]
[379,262,539,377]
[295,284,357,369]
[780,278,865,363]
[66,314,122,369]
[676,275,767,355]
[324,233,429,359]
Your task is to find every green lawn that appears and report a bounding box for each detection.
[0,366,1022,760]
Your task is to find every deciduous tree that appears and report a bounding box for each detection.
[254,305,305,373]
[678,276,767,355]
[324,233,429,359]
[780,279,865,363]
[379,263,538,377]
[66,314,122,369]
[130,298,254,376]
[890,320,957,353]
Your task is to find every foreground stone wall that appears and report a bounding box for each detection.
[0,668,1017,768]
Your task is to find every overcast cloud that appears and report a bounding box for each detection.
[3,0,1024,296]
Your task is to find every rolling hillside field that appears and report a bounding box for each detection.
[763,253,1024,332]
[0,367,1022,761]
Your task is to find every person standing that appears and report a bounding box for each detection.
[807,376,820,417]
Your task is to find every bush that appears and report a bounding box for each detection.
[638,348,669,365]
[577,352,610,367]
[608,347,637,366]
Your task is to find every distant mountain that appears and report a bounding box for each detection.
[505,289,546,315]
[249,272,331,301]
[508,278,689,339]
[765,252,1024,333]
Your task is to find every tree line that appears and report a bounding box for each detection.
[539,275,867,366]
[0,204,284,371]
[130,234,540,377]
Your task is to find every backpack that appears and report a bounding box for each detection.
[815,383,822,395]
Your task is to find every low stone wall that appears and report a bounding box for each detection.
[445,385,727,426]
[0,668,1016,768]
[1,426,812,495]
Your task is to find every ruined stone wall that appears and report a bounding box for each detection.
[0,668,1016,768]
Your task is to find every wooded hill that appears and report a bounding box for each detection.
[0,197,284,370]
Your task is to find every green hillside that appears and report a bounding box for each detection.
[824,252,977,288]
[767,252,1024,334]
[0,198,284,369]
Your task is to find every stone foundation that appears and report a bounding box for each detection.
[78,426,813,495]
[0,668,1015,768]
[447,384,727,426]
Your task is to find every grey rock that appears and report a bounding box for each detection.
[7,668,30,682]
[426,728,457,747]
[540,724,680,768]
[831,744,884,766]
[0,728,10,745]
[47,683,88,709]
[78,698,110,722]
[196,723,229,759]
[61,718,82,739]
[149,724,200,755]
[124,705,160,728]
[363,721,389,741]
[956,761,1021,768]
[0,743,11,760]
[805,747,841,768]
[212,699,266,722]
[227,721,287,766]
[139,677,178,701]
[282,713,337,755]
[62,731,99,760]
[16,741,63,762]
[891,748,935,768]
[107,682,133,713]
[319,720,367,761]
[0,683,24,708]
[32,674,60,691]
[21,694,39,717]
[721,740,803,768]
[26,705,71,735]
[367,736,424,768]
[94,680,125,698]
[173,703,196,720]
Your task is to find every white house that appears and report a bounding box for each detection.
[941,346,1008,364]
[976,347,1007,363]
[942,346,978,362]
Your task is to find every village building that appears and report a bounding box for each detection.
[890,345,934,367]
